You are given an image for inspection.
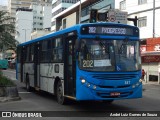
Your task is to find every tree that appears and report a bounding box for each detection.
[0,11,18,51]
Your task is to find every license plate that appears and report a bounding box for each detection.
[110,92,120,96]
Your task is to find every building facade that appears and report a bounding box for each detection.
[30,1,52,31]
[53,0,115,31]
[8,0,33,18]
[15,0,52,43]
[53,0,160,40]
[51,0,79,32]
[115,0,160,39]
[15,8,33,43]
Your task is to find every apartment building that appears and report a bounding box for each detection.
[8,0,32,18]
[30,0,52,31]
[15,0,52,43]
[15,8,33,43]
[116,0,160,39]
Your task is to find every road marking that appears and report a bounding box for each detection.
[18,92,31,94]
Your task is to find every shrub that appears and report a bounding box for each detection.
[0,70,15,86]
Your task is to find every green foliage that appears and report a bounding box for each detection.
[0,70,15,86]
[0,10,18,51]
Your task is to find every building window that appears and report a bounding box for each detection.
[81,7,89,17]
[138,0,147,5]
[138,17,147,27]
[120,0,126,10]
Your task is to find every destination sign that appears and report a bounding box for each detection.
[88,27,126,34]
[81,26,139,36]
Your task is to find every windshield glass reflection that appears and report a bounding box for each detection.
[78,39,141,72]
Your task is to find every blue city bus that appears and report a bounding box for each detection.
[16,22,142,104]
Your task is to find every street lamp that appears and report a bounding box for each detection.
[22,29,30,42]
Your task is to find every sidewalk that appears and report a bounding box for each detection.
[7,68,16,71]
[142,81,160,85]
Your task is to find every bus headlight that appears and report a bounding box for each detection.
[80,77,86,84]
[132,81,142,88]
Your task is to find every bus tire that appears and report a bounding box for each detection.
[26,74,31,92]
[56,80,66,105]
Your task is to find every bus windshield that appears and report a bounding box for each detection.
[78,39,141,72]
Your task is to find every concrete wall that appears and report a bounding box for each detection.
[63,12,77,29]
[142,62,160,83]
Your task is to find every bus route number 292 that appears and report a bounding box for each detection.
[83,60,93,67]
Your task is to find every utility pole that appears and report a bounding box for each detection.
[153,0,155,38]
[79,0,81,24]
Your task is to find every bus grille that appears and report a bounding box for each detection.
[97,91,133,98]
[92,74,137,80]
[99,85,130,88]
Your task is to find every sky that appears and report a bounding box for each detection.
[0,0,8,6]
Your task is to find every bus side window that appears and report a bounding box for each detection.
[52,37,63,62]
[25,46,30,62]
[47,39,52,61]
[41,41,48,62]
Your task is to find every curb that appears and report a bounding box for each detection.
[0,96,21,102]
[0,86,21,102]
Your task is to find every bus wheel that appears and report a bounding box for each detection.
[56,80,66,105]
[26,74,31,92]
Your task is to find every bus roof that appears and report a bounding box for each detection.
[18,22,138,47]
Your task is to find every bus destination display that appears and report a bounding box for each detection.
[81,26,138,36]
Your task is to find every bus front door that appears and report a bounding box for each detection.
[64,37,76,97]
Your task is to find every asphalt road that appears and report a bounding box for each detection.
[1,69,160,120]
